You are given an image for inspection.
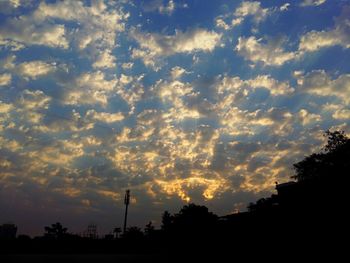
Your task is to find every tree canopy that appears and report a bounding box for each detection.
[292,130,350,182]
[44,222,68,240]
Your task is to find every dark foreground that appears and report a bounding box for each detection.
[2,254,166,263]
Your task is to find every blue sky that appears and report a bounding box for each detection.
[0,0,350,236]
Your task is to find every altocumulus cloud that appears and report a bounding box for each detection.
[0,0,349,236]
[131,28,222,69]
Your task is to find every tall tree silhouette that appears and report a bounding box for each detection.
[292,130,349,182]
[161,211,173,232]
[144,221,155,237]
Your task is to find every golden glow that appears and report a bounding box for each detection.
[155,174,228,202]
[97,190,120,201]
[81,199,91,206]
[58,187,82,198]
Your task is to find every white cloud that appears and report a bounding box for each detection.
[0,39,25,51]
[215,74,293,117]
[27,139,85,166]
[0,4,70,50]
[122,62,134,70]
[155,79,193,103]
[0,91,52,130]
[280,3,290,11]
[215,18,230,30]
[92,50,116,69]
[299,6,350,52]
[0,0,21,12]
[232,18,244,27]
[64,71,117,106]
[247,75,294,95]
[0,101,13,113]
[238,8,350,66]
[299,30,340,52]
[299,28,350,51]
[119,74,133,85]
[0,0,128,70]
[159,0,175,15]
[250,107,293,126]
[131,48,158,69]
[300,0,326,7]
[170,66,186,80]
[37,0,127,52]
[86,110,124,123]
[18,89,51,110]
[213,74,304,138]
[0,19,68,49]
[236,36,297,66]
[218,106,296,137]
[0,73,11,86]
[116,74,145,113]
[297,109,322,126]
[151,78,203,122]
[10,90,52,125]
[35,109,93,133]
[215,1,271,31]
[332,109,350,120]
[35,1,127,69]
[0,55,16,70]
[234,5,350,66]
[17,61,56,80]
[234,1,270,24]
[297,70,350,103]
[76,71,117,91]
[143,0,177,16]
[131,28,222,68]
[0,0,35,14]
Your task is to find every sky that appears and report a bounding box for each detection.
[0,0,350,237]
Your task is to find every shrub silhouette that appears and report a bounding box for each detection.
[123,226,144,239]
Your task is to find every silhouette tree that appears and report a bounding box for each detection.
[123,226,144,239]
[323,130,348,153]
[171,203,218,238]
[247,198,273,212]
[144,221,155,237]
[292,130,350,182]
[44,222,68,240]
[161,210,173,232]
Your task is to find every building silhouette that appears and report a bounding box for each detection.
[83,224,98,239]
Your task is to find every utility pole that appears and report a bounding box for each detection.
[123,189,130,234]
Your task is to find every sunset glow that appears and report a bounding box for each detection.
[0,0,349,236]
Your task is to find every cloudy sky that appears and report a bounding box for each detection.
[0,0,349,236]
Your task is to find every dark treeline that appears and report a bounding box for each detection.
[0,130,348,258]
